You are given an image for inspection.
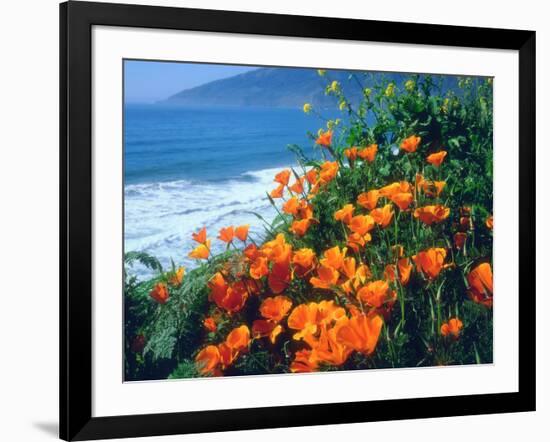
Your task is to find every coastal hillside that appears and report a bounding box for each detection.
[163,67,397,108]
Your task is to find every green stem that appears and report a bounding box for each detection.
[266,192,290,228]
[247,351,271,374]
[394,211,400,246]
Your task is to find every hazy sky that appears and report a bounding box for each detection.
[124,60,257,103]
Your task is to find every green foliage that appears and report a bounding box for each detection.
[125,250,163,274]
[168,360,201,379]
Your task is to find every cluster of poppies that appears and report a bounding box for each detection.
[149,129,494,376]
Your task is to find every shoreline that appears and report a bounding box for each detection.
[124,165,295,279]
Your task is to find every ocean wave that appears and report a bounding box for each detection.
[124,165,293,279]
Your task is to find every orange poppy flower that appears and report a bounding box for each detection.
[290,349,318,373]
[460,215,473,231]
[317,300,347,324]
[270,240,292,265]
[334,204,354,224]
[379,181,412,198]
[218,342,237,369]
[311,320,352,366]
[292,247,315,269]
[400,135,421,153]
[319,161,339,184]
[169,266,185,286]
[346,232,371,252]
[336,313,383,355]
[378,182,401,198]
[305,168,318,185]
[458,207,472,231]
[390,192,414,211]
[268,262,291,294]
[270,183,285,199]
[218,226,234,243]
[289,219,311,237]
[426,151,447,167]
[251,319,272,338]
[292,248,316,277]
[320,245,347,270]
[310,265,340,289]
[287,303,321,340]
[434,181,447,196]
[384,264,397,283]
[192,227,207,244]
[203,317,217,332]
[261,233,287,258]
[289,176,305,194]
[208,272,228,299]
[357,190,379,210]
[356,264,372,284]
[460,206,472,216]
[188,239,211,259]
[357,144,378,163]
[341,263,372,294]
[341,257,357,280]
[467,262,493,306]
[250,256,269,280]
[149,282,169,304]
[251,319,283,344]
[344,147,358,161]
[195,345,221,375]
[384,264,397,282]
[208,276,248,313]
[274,169,291,186]
[420,180,446,197]
[296,199,314,220]
[397,257,413,285]
[235,224,249,241]
[440,317,463,339]
[357,280,395,308]
[225,325,251,351]
[349,214,376,236]
[288,301,345,341]
[415,173,425,190]
[469,292,493,307]
[412,247,448,280]
[243,243,260,261]
[260,295,293,322]
[269,325,284,344]
[434,181,446,196]
[454,232,467,249]
[346,304,362,318]
[272,243,293,265]
[370,204,394,228]
[486,215,493,230]
[316,130,333,147]
[414,205,450,225]
[283,197,300,216]
[223,283,249,313]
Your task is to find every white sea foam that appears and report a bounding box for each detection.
[124,166,291,279]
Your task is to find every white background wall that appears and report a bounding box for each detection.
[0,0,547,441]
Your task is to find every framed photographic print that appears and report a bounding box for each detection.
[60,1,536,440]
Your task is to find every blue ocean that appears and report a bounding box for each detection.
[124,104,335,277]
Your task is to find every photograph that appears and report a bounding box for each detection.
[0,0,542,440]
[123,61,494,381]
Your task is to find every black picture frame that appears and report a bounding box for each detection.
[60,1,536,440]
